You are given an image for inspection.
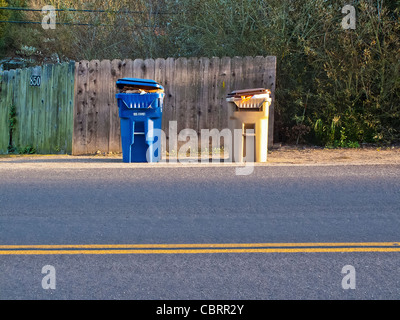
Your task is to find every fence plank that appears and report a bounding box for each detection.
[163,57,175,141]
[186,57,198,131]
[56,63,65,153]
[230,56,243,93]
[208,57,220,130]
[61,62,70,153]
[39,65,50,153]
[133,59,145,79]
[43,64,55,153]
[108,59,122,152]
[154,58,165,87]
[218,56,231,130]
[0,72,9,153]
[175,57,188,133]
[197,57,209,131]
[121,59,133,78]
[243,56,255,89]
[73,60,89,154]
[11,69,21,149]
[6,71,15,149]
[66,61,75,154]
[56,63,69,153]
[30,67,39,151]
[10,69,20,149]
[85,60,100,153]
[49,64,60,153]
[265,56,277,148]
[39,65,48,153]
[19,69,30,150]
[97,59,111,153]
[253,56,266,88]
[143,58,155,81]
[26,68,36,151]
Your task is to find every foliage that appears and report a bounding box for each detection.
[0,0,9,38]
[0,0,28,56]
[301,1,400,146]
[7,104,37,154]
[8,103,16,130]
[7,104,16,153]
[17,145,36,154]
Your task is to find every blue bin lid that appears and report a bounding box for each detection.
[116,78,164,91]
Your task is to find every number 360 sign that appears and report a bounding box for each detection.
[30,75,41,87]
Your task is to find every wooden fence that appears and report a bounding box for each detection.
[0,56,276,155]
[73,56,276,155]
[0,62,75,154]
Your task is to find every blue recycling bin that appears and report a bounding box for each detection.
[115,78,164,163]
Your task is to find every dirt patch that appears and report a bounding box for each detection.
[267,145,400,165]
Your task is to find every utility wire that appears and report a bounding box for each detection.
[0,20,110,26]
[0,7,167,27]
[0,20,154,28]
[0,7,172,14]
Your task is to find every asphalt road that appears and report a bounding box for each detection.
[1,162,400,300]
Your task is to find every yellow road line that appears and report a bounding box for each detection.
[1,248,400,255]
[0,242,400,255]
[0,242,399,250]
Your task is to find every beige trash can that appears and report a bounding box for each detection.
[226,88,272,163]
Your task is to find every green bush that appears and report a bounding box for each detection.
[166,0,400,146]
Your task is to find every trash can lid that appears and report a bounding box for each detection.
[227,88,270,98]
[116,78,164,91]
